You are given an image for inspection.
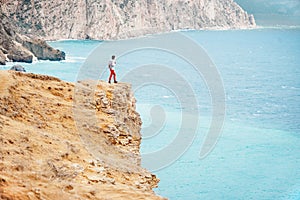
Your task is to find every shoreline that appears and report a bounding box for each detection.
[1,26,299,67]
[43,25,300,42]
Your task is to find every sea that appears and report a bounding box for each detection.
[1,28,300,200]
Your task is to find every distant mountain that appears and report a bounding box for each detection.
[0,0,256,40]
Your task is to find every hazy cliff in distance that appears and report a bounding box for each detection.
[1,0,256,40]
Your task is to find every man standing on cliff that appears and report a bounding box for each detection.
[108,55,118,84]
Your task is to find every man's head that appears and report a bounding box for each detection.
[112,55,116,59]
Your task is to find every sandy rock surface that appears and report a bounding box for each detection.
[0,70,165,200]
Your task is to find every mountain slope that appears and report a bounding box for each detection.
[1,0,256,40]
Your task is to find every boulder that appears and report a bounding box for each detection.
[10,64,26,72]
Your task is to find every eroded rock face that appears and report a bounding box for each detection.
[0,70,164,200]
[21,37,66,61]
[6,50,33,63]
[0,49,7,65]
[0,11,65,65]
[1,0,256,40]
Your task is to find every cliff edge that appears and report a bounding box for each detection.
[1,0,255,40]
[0,70,165,200]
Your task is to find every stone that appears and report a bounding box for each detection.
[9,64,26,72]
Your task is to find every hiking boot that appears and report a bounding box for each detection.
[108,80,111,84]
[114,80,118,83]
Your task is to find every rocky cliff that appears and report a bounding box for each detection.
[0,70,165,200]
[1,0,255,40]
[0,11,65,65]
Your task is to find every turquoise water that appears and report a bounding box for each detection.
[1,28,300,199]
[1,40,102,81]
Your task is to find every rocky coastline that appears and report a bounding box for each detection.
[0,0,255,65]
[0,9,65,65]
[0,1,256,198]
[0,11,65,65]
